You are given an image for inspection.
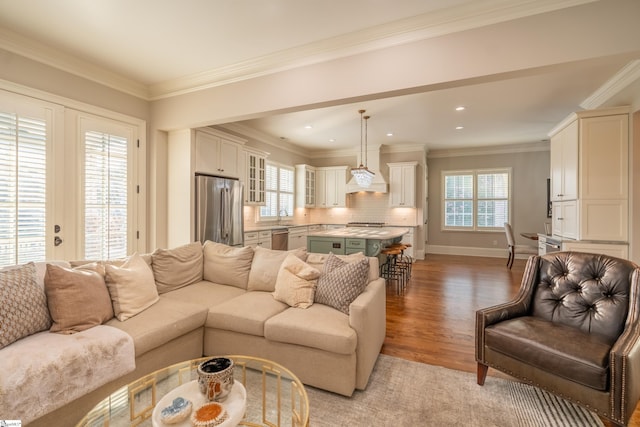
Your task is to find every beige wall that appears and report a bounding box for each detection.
[632,110,640,263]
[427,146,550,255]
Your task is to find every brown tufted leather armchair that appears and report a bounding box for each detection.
[476,252,640,426]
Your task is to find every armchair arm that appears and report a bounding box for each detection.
[609,268,640,424]
[476,255,540,362]
[349,277,386,390]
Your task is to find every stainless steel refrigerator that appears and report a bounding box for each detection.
[195,174,244,246]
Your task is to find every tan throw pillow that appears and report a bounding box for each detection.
[272,253,321,308]
[248,246,308,292]
[152,241,203,294]
[0,262,52,348]
[44,263,114,334]
[105,253,159,321]
[202,241,254,289]
[314,253,370,314]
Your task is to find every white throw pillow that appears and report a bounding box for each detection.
[105,253,159,321]
[272,253,321,309]
[202,241,254,289]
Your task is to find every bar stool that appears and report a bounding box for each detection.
[380,247,405,294]
[386,243,412,281]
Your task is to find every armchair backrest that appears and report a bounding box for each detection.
[532,252,637,343]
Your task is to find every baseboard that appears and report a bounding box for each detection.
[425,245,533,259]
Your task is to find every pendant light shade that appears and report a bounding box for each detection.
[351,109,375,187]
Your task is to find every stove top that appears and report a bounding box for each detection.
[346,222,386,228]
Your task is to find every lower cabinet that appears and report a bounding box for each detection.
[346,238,366,255]
[288,226,308,250]
[307,236,346,255]
[244,230,272,249]
[562,241,628,259]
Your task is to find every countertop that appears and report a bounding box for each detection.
[244,224,416,233]
[306,227,409,240]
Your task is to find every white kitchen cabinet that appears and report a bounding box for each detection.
[551,200,578,240]
[288,226,308,250]
[316,166,348,208]
[195,128,244,178]
[550,120,578,202]
[295,164,316,208]
[243,148,267,205]
[562,241,629,259]
[244,230,271,249]
[548,107,629,242]
[388,162,417,207]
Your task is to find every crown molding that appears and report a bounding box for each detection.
[218,123,310,157]
[580,60,640,109]
[0,28,149,99]
[427,141,549,158]
[0,0,596,101]
[149,0,596,100]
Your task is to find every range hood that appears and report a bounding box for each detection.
[346,144,388,193]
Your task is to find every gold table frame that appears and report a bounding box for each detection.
[76,355,309,427]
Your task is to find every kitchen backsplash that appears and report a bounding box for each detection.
[243,192,419,228]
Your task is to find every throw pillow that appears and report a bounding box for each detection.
[272,253,321,308]
[315,253,370,314]
[152,241,203,294]
[0,262,52,349]
[248,246,308,292]
[44,263,114,334]
[105,253,159,321]
[202,241,254,289]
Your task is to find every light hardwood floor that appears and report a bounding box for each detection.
[380,253,639,427]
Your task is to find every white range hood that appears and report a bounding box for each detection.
[346,145,388,193]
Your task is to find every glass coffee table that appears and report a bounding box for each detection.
[76,355,309,427]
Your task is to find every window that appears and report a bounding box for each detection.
[443,169,510,231]
[259,163,294,221]
[83,130,128,260]
[0,111,48,266]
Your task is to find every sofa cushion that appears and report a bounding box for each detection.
[44,263,114,334]
[248,246,308,292]
[272,253,320,308]
[485,316,612,391]
[207,292,288,336]
[203,241,254,289]
[0,262,51,349]
[265,304,357,355]
[314,253,370,314]
[105,253,160,321]
[106,295,208,356]
[163,280,246,308]
[152,241,203,294]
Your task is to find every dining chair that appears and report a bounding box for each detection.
[504,222,537,269]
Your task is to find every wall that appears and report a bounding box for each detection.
[427,144,549,256]
[633,110,640,263]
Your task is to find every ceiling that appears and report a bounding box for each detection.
[1,0,639,152]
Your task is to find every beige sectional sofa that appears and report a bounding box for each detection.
[0,241,386,427]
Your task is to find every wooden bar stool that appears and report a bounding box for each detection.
[386,243,412,284]
[380,247,405,294]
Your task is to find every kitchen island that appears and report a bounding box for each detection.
[307,227,409,257]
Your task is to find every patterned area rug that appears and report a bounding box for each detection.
[305,355,604,426]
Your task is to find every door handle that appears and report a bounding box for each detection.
[54,236,63,246]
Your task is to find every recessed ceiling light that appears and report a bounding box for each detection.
[329,138,335,142]
[386,133,393,137]
[455,126,464,130]
[455,106,465,111]
[304,125,313,129]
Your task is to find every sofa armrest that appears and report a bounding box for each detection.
[349,277,386,390]
[609,268,640,424]
[476,255,540,362]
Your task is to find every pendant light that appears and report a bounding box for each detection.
[350,109,375,187]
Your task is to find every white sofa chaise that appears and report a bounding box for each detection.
[0,241,386,427]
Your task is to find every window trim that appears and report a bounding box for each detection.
[441,167,512,232]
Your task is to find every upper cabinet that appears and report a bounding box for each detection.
[550,120,578,202]
[195,128,246,178]
[243,147,268,206]
[316,166,348,208]
[388,162,417,207]
[295,164,316,208]
[548,107,629,242]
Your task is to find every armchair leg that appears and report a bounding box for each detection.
[477,363,489,385]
